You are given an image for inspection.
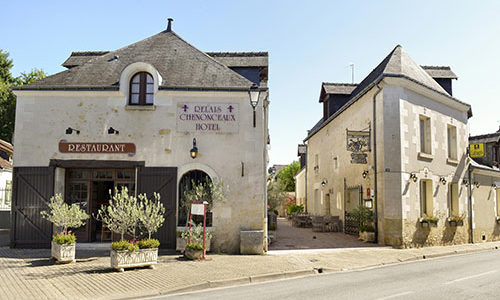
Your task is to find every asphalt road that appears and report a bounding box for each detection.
[153,250,500,300]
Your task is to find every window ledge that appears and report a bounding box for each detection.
[446,158,459,165]
[418,152,434,161]
[125,105,156,111]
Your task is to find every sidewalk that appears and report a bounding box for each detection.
[1,241,499,300]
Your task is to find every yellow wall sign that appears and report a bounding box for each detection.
[470,143,485,158]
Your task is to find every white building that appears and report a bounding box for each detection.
[11,20,269,252]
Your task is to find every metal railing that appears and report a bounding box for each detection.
[0,188,11,211]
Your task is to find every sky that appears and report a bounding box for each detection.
[2,1,500,166]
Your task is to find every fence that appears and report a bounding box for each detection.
[0,187,11,210]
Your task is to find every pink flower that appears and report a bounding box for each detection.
[68,230,72,234]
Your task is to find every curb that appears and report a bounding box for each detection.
[124,244,500,299]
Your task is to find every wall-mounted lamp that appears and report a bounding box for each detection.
[248,83,261,128]
[492,184,497,188]
[409,173,418,183]
[65,127,80,135]
[321,179,328,187]
[474,181,480,188]
[108,127,119,135]
[439,177,447,185]
[190,138,198,159]
[462,178,469,186]
[362,170,369,179]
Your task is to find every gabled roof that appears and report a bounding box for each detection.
[305,45,472,141]
[15,30,255,91]
[421,66,458,79]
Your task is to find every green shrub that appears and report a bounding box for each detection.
[112,240,139,252]
[176,231,183,237]
[186,243,203,250]
[286,204,304,215]
[138,238,160,249]
[52,233,76,245]
[359,225,375,232]
[352,205,374,231]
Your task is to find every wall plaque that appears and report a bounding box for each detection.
[59,141,136,154]
[176,103,239,133]
[346,130,371,152]
[351,153,367,164]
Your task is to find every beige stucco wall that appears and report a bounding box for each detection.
[13,88,268,253]
[306,87,379,226]
[471,173,500,243]
[385,81,470,247]
[295,167,306,207]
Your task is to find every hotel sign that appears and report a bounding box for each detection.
[59,141,136,154]
[469,143,485,158]
[176,103,239,133]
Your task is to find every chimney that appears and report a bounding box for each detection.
[166,18,173,32]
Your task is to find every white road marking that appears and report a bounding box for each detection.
[375,291,415,300]
[444,270,498,285]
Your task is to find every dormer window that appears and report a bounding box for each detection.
[129,72,154,105]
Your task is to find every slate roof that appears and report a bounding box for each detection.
[15,30,256,91]
[469,131,500,144]
[205,52,268,68]
[421,66,458,79]
[305,45,472,141]
[62,51,110,68]
[322,83,358,95]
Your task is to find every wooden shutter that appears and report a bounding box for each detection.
[11,167,55,248]
[137,167,177,249]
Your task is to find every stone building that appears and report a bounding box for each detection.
[298,45,477,247]
[11,20,269,253]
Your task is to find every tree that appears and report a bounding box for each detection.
[138,192,165,239]
[40,193,89,234]
[0,49,46,143]
[181,179,227,226]
[267,179,288,212]
[276,161,301,192]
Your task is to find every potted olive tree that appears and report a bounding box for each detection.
[95,187,165,272]
[41,194,89,263]
[352,205,375,242]
[177,179,226,253]
[181,220,213,260]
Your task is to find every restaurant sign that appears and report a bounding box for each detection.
[176,103,239,133]
[59,141,136,154]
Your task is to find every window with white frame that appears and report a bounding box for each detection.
[419,115,431,154]
[447,125,457,160]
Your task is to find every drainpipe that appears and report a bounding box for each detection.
[304,144,308,212]
[372,83,382,244]
[468,162,474,243]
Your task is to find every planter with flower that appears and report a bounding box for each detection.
[419,214,439,228]
[181,220,212,259]
[447,213,466,227]
[96,187,165,272]
[41,194,89,263]
[177,180,226,255]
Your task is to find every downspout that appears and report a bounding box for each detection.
[372,83,382,244]
[304,144,308,212]
[468,161,474,243]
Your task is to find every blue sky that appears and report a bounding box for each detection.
[2,1,500,165]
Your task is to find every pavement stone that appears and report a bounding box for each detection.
[0,233,499,299]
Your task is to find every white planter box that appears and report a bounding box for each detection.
[176,237,211,252]
[51,241,76,263]
[110,248,158,272]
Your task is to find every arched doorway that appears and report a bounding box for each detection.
[178,170,212,226]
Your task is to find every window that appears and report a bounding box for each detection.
[129,72,154,105]
[333,156,338,170]
[314,154,319,173]
[419,115,431,154]
[420,180,433,216]
[447,125,457,160]
[449,182,459,217]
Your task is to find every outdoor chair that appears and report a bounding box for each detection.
[312,216,326,232]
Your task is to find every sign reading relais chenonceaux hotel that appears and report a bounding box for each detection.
[176,103,240,133]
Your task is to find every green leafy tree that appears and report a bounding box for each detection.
[40,193,89,234]
[181,179,227,227]
[276,161,301,192]
[0,50,46,142]
[267,179,288,212]
[138,192,165,239]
